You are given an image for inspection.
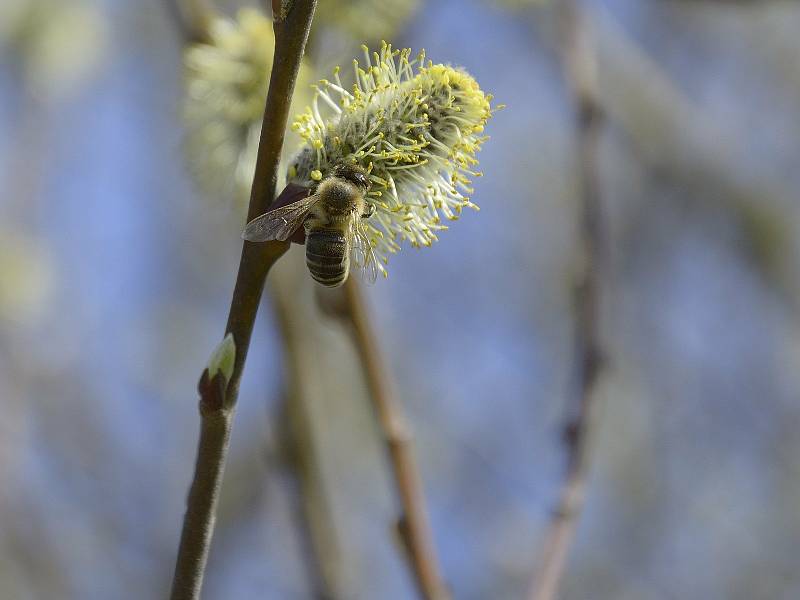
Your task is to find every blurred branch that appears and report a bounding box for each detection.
[278,401,340,600]
[269,252,422,598]
[530,1,606,599]
[270,271,343,600]
[164,0,214,43]
[169,2,317,599]
[268,260,449,600]
[341,279,450,600]
[586,5,797,292]
[530,3,797,296]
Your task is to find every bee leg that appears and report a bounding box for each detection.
[361,203,376,219]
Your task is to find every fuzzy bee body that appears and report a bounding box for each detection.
[242,163,379,287]
[305,228,350,287]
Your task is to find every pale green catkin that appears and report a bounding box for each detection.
[289,42,500,275]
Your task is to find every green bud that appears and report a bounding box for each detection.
[207,333,236,384]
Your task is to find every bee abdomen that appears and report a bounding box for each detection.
[306,229,349,288]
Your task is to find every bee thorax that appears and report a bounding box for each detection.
[315,177,364,217]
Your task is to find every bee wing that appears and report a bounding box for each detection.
[350,222,379,285]
[242,193,319,242]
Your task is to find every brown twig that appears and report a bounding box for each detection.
[169,2,317,599]
[341,278,450,600]
[529,2,606,599]
[270,269,342,600]
[524,4,797,301]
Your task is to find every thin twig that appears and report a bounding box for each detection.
[341,279,450,600]
[278,408,337,600]
[270,271,342,600]
[525,4,797,300]
[169,2,317,599]
[529,1,606,599]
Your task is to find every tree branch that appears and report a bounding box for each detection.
[169,2,317,598]
[527,3,797,299]
[529,1,606,599]
[341,279,450,600]
[270,270,343,600]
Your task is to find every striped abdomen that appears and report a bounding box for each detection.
[305,228,349,287]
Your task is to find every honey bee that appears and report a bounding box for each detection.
[242,163,379,287]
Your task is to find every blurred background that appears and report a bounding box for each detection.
[2,0,800,598]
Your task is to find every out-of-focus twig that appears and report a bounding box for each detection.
[270,268,343,600]
[270,252,433,598]
[528,3,797,298]
[277,397,340,600]
[164,0,214,43]
[529,1,606,599]
[169,3,317,599]
[585,5,796,293]
[341,278,450,600]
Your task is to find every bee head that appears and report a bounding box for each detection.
[332,163,371,193]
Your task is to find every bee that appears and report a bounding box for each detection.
[242,163,379,287]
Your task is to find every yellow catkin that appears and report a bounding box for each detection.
[288,42,499,272]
